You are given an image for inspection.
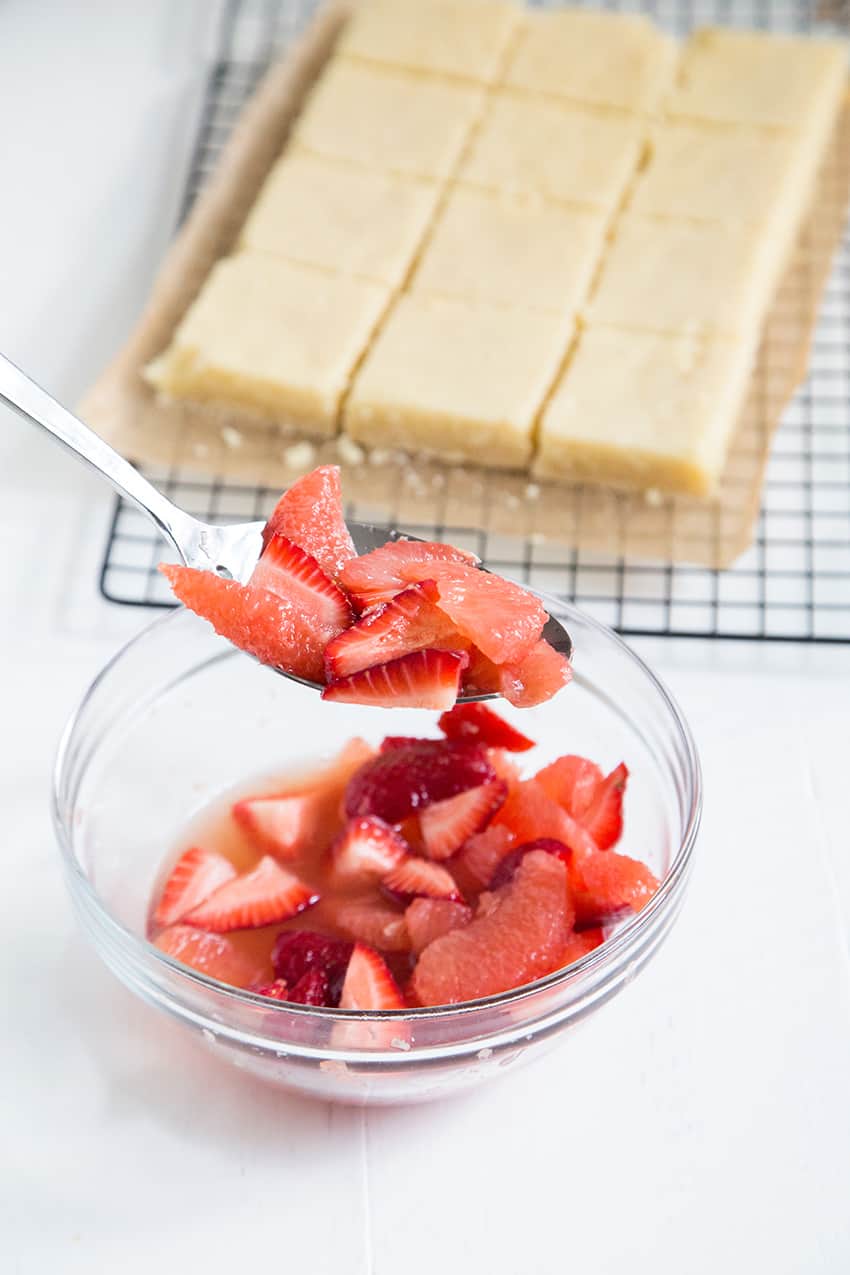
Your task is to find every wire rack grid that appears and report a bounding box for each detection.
[99,0,850,644]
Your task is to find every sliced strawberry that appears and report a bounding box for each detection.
[271,930,353,1005]
[560,927,605,967]
[289,967,332,1006]
[339,942,405,1010]
[581,763,628,850]
[262,465,356,580]
[574,850,659,924]
[497,638,573,707]
[233,792,325,860]
[324,580,465,679]
[251,533,352,635]
[322,648,468,711]
[159,564,327,682]
[395,561,546,666]
[345,739,495,824]
[338,539,479,610]
[330,816,409,885]
[253,978,290,1001]
[405,898,473,955]
[438,703,535,752]
[380,735,430,753]
[489,837,573,889]
[419,778,507,861]
[494,779,600,858]
[452,824,516,895]
[154,925,265,989]
[183,856,318,931]
[411,851,572,1006]
[535,754,603,818]
[152,846,236,930]
[383,857,463,904]
[328,897,411,952]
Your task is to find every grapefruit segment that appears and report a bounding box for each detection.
[405,899,473,955]
[263,464,355,581]
[498,639,572,707]
[154,925,266,988]
[411,850,572,1005]
[536,754,603,818]
[159,564,327,682]
[338,539,478,610]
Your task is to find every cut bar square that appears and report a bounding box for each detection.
[587,215,779,338]
[240,152,440,286]
[344,294,573,469]
[336,0,521,85]
[630,122,808,229]
[534,325,757,497]
[410,188,607,314]
[146,254,390,437]
[457,93,645,215]
[292,59,484,180]
[666,26,848,130]
[503,8,677,114]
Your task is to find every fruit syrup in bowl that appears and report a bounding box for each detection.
[54,600,701,1106]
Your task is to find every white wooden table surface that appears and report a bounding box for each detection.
[2,4,850,1270]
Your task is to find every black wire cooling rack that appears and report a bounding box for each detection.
[99,0,850,643]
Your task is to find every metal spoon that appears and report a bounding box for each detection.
[0,352,571,699]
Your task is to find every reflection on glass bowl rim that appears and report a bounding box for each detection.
[53,596,701,1106]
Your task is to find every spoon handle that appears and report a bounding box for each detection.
[0,351,196,557]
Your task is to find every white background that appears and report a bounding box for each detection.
[2,3,850,1270]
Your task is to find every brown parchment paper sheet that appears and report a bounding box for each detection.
[80,0,850,570]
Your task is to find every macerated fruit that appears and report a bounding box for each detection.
[339,943,405,1010]
[183,856,318,931]
[263,464,356,580]
[250,533,352,636]
[324,580,464,679]
[330,816,409,885]
[339,539,478,610]
[438,702,535,752]
[497,639,573,707]
[154,925,266,988]
[535,754,603,818]
[152,847,236,930]
[405,898,472,955]
[271,930,353,1005]
[322,648,468,711]
[418,779,507,860]
[159,564,327,682]
[411,851,572,1006]
[345,739,495,824]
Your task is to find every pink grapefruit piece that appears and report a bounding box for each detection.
[493,779,600,859]
[535,755,603,818]
[159,564,326,682]
[338,539,479,611]
[262,465,356,581]
[396,561,547,666]
[411,850,571,1005]
[154,925,266,989]
[497,639,573,707]
[405,898,472,955]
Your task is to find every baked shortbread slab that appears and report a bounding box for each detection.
[345,294,573,468]
[410,187,608,313]
[457,92,645,215]
[504,8,677,114]
[534,325,757,497]
[241,151,440,286]
[587,215,779,338]
[293,58,484,180]
[146,254,389,437]
[336,0,520,84]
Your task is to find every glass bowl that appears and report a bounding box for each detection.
[53,599,701,1106]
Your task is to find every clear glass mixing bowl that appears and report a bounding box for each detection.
[53,599,701,1105]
